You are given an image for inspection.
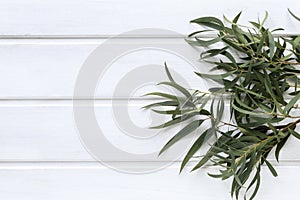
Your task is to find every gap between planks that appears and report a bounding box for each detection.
[0,33,296,40]
[0,160,298,170]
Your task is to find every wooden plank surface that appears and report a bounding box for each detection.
[0,163,298,200]
[0,0,298,36]
[0,39,208,99]
[0,101,298,162]
[0,1,299,199]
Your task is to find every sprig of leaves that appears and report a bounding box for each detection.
[144,10,300,200]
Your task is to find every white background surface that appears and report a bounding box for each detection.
[1,1,300,199]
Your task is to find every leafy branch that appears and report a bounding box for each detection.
[144,10,300,200]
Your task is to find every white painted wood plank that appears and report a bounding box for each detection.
[0,39,210,99]
[0,163,297,200]
[0,100,209,161]
[0,101,299,162]
[0,0,299,36]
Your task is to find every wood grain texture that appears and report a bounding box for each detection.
[0,0,299,36]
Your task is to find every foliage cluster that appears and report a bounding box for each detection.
[144,10,300,199]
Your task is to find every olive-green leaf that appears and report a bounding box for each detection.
[283,92,300,115]
[263,158,278,177]
[288,9,300,22]
[158,82,192,99]
[159,120,204,155]
[180,128,213,172]
[195,71,234,80]
[190,17,225,30]
[289,128,300,140]
[142,100,178,109]
[275,133,290,161]
[232,103,262,116]
[268,31,275,59]
[143,92,179,101]
[164,62,175,83]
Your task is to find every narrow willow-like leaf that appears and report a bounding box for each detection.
[275,133,290,161]
[186,37,223,47]
[288,9,300,21]
[195,71,234,80]
[158,82,192,99]
[268,31,275,59]
[180,128,213,172]
[235,86,264,98]
[288,128,300,140]
[292,35,300,49]
[192,135,231,171]
[142,100,178,109]
[263,158,278,177]
[150,113,192,129]
[162,64,174,83]
[260,11,269,30]
[232,103,262,116]
[245,166,261,200]
[200,46,229,59]
[190,17,225,30]
[152,109,191,115]
[144,92,178,101]
[187,30,213,37]
[159,120,204,155]
[283,92,300,115]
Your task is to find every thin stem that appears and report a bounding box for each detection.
[281,118,300,132]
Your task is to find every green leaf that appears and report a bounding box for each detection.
[263,158,278,177]
[234,94,254,111]
[191,17,225,30]
[233,11,242,23]
[283,92,300,115]
[216,97,225,124]
[245,117,283,128]
[200,46,229,59]
[263,70,284,114]
[180,128,213,172]
[187,30,214,37]
[192,135,231,171]
[186,37,223,47]
[223,12,242,25]
[268,31,275,59]
[159,120,204,155]
[142,101,178,109]
[195,71,234,80]
[288,9,300,22]
[207,173,223,178]
[222,38,248,54]
[164,62,175,82]
[260,11,269,30]
[288,128,300,140]
[247,166,261,200]
[151,109,191,115]
[150,113,196,129]
[275,133,290,161]
[292,35,300,49]
[235,86,264,98]
[232,103,262,116]
[158,82,192,99]
[257,30,267,54]
[144,92,178,101]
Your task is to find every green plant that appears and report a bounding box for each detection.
[144,10,300,199]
